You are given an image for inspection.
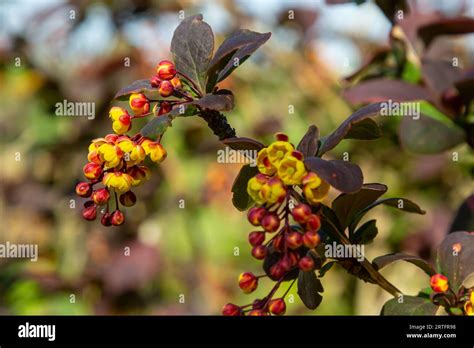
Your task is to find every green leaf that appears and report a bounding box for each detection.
[297,125,319,157]
[351,219,378,244]
[194,90,234,111]
[344,118,382,140]
[231,164,259,211]
[297,270,323,310]
[318,103,383,155]
[206,29,271,92]
[349,197,426,233]
[436,231,474,291]
[171,14,214,93]
[381,296,439,315]
[372,253,436,276]
[114,79,154,100]
[304,157,363,194]
[332,183,387,230]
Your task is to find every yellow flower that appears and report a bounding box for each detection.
[102,172,133,193]
[129,93,150,116]
[98,143,123,169]
[109,107,131,135]
[142,139,167,163]
[277,154,307,185]
[260,177,287,204]
[464,292,474,316]
[256,148,277,176]
[302,172,329,204]
[247,174,268,205]
[126,165,151,186]
[267,141,294,167]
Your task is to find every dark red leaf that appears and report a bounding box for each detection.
[418,17,474,47]
[206,30,271,92]
[297,125,319,157]
[114,79,154,100]
[304,157,363,194]
[223,137,264,152]
[194,91,234,111]
[372,253,436,276]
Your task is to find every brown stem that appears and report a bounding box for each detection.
[324,218,402,298]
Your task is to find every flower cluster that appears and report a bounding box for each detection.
[430,273,473,316]
[76,60,191,226]
[223,134,330,316]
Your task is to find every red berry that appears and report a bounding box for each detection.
[292,203,311,223]
[261,213,280,233]
[110,210,125,226]
[306,214,321,231]
[288,251,300,267]
[75,182,92,197]
[285,231,303,250]
[248,231,265,246]
[279,256,291,272]
[222,303,241,316]
[238,272,258,293]
[298,256,315,272]
[247,207,266,226]
[303,231,320,249]
[268,298,286,315]
[91,188,110,205]
[251,245,267,260]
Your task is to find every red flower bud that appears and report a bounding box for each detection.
[248,207,266,226]
[105,134,119,143]
[119,191,137,207]
[83,162,103,180]
[291,150,304,161]
[129,93,150,116]
[150,75,161,88]
[279,256,291,272]
[222,303,242,316]
[238,272,258,293]
[275,133,289,142]
[251,245,267,260]
[270,263,285,280]
[170,76,182,89]
[298,256,315,272]
[303,231,320,249]
[292,203,312,223]
[248,231,266,246]
[101,213,112,227]
[110,210,125,226]
[247,309,268,316]
[430,274,449,293]
[261,213,280,233]
[306,214,321,231]
[286,231,303,250]
[82,203,97,221]
[288,250,300,266]
[158,80,174,97]
[157,101,172,116]
[91,188,110,205]
[156,60,177,80]
[75,182,92,197]
[268,298,286,315]
[272,234,285,252]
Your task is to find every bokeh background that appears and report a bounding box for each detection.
[0,0,473,315]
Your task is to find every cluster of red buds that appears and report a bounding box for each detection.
[76,60,196,226]
[223,133,331,315]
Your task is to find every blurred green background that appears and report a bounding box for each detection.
[0,0,473,315]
